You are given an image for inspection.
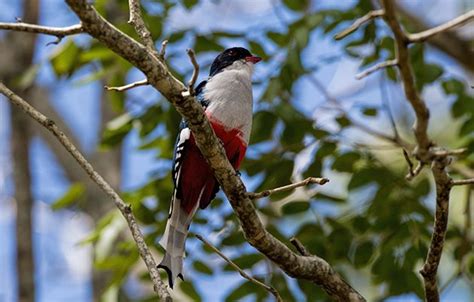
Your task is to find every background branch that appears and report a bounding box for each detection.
[0,82,171,301]
[195,234,283,302]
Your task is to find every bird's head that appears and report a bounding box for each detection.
[209,47,262,77]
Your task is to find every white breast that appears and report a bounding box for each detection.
[203,60,254,144]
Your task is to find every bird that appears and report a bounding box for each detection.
[158,47,261,288]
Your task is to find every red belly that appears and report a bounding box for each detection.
[178,118,247,213]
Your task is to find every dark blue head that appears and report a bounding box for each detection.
[209,47,262,77]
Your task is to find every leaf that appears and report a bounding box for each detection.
[100,113,133,148]
[182,0,198,9]
[250,111,278,144]
[193,260,213,275]
[249,41,268,60]
[282,201,310,214]
[282,0,309,11]
[332,152,361,173]
[336,116,351,128]
[362,107,378,116]
[180,281,201,301]
[225,282,255,302]
[194,35,223,53]
[267,31,288,47]
[51,183,85,211]
[353,240,374,267]
[50,39,82,77]
[223,253,262,271]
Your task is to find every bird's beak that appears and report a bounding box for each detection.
[245,56,262,64]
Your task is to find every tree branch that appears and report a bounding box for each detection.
[451,179,474,186]
[248,177,329,200]
[186,48,199,96]
[0,22,82,39]
[0,82,172,301]
[394,3,474,72]
[381,1,456,300]
[195,234,283,302]
[355,59,398,80]
[127,0,158,57]
[407,10,474,43]
[105,79,148,92]
[334,9,385,40]
[62,1,365,300]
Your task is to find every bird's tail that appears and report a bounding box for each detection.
[158,195,198,288]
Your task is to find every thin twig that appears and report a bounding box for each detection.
[195,234,283,302]
[290,237,311,257]
[248,177,329,200]
[186,48,199,96]
[403,149,425,181]
[0,82,171,301]
[334,9,385,40]
[356,59,398,80]
[127,0,158,57]
[104,79,149,92]
[451,178,474,186]
[159,40,168,60]
[0,22,82,45]
[408,10,474,43]
[432,148,467,158]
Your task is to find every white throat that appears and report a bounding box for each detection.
[203,60,254,143]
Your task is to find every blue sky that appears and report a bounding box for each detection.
[1,0,473,301]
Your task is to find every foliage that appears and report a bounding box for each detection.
[46,0,473,300]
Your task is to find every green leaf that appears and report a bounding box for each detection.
[250,111,278,144]
[332,152,361,173]
[100,113,133,148]
[51,183,85,211]
[282,201,310,214]
[225,282,256,302]
[362,107,378,116]
[442,78,464,95]
[182,0,198,9]
[353,240,374,267]
[283,0,309,11]
[267,31,288,47]
[224,253,262,271]
[193,260,213,275]
[194,35,223,53]
[50,39,82,77]
[336,116,351,128]
[248,41,267,60]
[180,281,201,301]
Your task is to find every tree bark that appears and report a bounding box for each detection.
[3,0,40,300]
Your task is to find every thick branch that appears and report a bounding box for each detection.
[407,10,474,43]
[0,82,171,301]
[63,1,365,300]
[419,158,452,302]
[334,9,385,40]
[248,177,329,200]
[195,234,283,302]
